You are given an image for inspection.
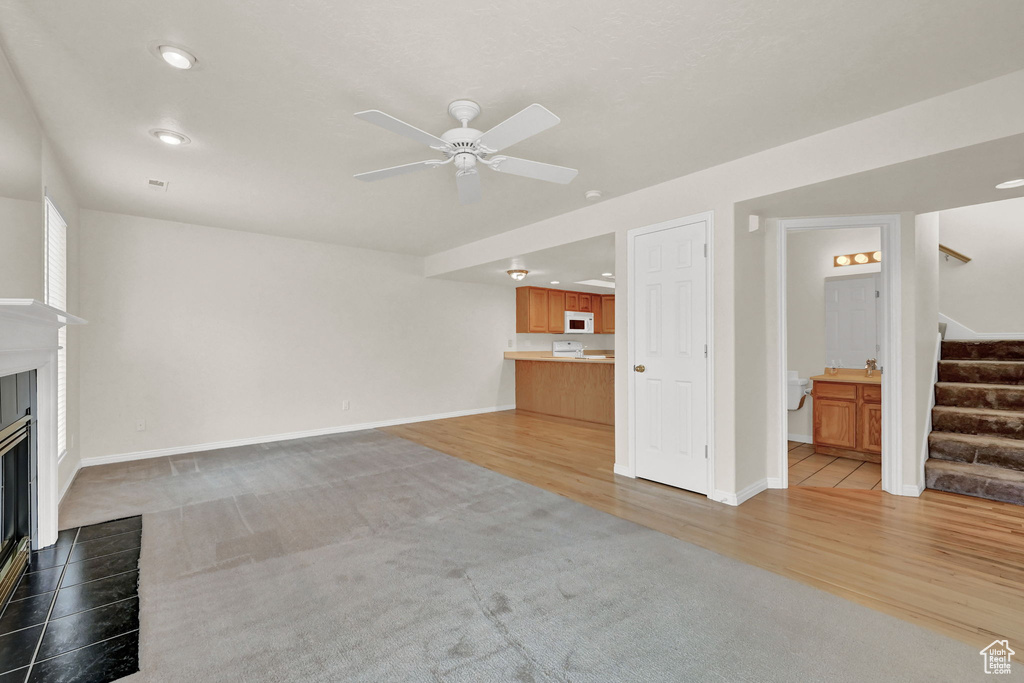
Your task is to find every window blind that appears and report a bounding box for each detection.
[45,197,68,460]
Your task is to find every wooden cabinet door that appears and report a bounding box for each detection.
[593,299,604,334]
[814,398,857,449]
[579,294,593,312]
[564,292,579,312]
[857,401,883,454]
[547,290,565,333]
[528,288,548,333]
[601,296,615,333]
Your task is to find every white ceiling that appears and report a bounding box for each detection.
[1,0,1024,254]
[439,233,615,293]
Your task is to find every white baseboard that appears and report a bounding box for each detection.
[81,404,517,468]
[58,460,82,503]
[939,313,1024,340]
[713,479,768,506]
[787,433,813,444]
[613,463,633,477]
[901,482,925,497]
[767,477,784,489]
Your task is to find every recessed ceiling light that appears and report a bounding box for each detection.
[601,272,613,278]
[158,45,197,70]
[151,129,190,146]
[996,179,1024,190]
[585,190,603,201]
[550,281,560,285]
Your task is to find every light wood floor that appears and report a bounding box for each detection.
[788,441,882,489]
[384,410,1024,649]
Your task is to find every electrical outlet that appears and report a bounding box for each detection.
[507,339,514,348]
[342,401,350,411]
[135,419,146,432]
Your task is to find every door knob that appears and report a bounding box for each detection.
[634,364,646,373]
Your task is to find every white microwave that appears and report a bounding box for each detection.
[564,311,594,334]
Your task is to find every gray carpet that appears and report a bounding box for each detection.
[59,430,1001,682]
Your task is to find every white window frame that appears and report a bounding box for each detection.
[44,196,68,462]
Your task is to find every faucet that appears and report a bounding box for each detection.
[865,358,878,377]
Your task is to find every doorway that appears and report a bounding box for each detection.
[628,212,713,495]
[776,215,903,494]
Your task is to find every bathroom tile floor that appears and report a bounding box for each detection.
[788,442,882,489]
[0,516,141,682]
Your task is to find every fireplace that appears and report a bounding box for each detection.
[0,370,34,601]
[0,300,84,558]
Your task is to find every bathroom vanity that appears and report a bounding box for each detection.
[808,370,882,462]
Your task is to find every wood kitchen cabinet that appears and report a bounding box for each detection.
[547,290,565,333]
[811,378,882,462]
[600,295,615,333]
[516,286,616,334]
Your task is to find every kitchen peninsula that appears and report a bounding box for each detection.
[504,350,614,425]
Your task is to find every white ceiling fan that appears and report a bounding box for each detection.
[353,100,578,205]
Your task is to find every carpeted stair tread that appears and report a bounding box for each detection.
[925,458,1024,506]
[934,382,1024,411]
[942,339,1024,361]
[931,405,1024,441]
[928,431,1024,471]
[938,360,1024,385]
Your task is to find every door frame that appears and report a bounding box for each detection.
[776,214,903,494]
[625,211,715,497]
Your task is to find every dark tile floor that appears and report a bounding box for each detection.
[0,517,141,682]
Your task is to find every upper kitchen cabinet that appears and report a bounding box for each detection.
[516,287,615,334]
[547,290,565,333]
[516,287,549,333]
[600,296,615,333]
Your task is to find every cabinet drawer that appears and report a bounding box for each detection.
[860,385,882,403]
[813,382,857,401]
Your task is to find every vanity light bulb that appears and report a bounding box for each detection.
[854,253,869,264]
[836,255,850,266]
[873,251,882,262]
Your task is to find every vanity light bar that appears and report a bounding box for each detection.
[834,251,881,267]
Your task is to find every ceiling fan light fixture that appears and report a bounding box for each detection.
[507,270,528,281]
[158,45,197,70]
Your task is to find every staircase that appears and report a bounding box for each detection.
[926,340,1024,505]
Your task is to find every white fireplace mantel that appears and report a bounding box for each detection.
[0,299,86,549]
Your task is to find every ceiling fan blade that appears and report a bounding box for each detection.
[488,156,578,184]
[475,104,560,152]
[456,170,481,204]
[354,110,448,149]
[354,160,440,182]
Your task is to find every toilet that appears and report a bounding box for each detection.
[787,370,810,411]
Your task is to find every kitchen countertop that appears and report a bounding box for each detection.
[504,351,615,365]
[809,369,882,385]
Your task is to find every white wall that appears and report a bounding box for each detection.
[0,196,42,299]
[786,227,881,440]
[514,333,614,352]
[938,196,1024,334]
[78,210,516,461]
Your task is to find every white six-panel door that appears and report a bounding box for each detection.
[632,219,708,493]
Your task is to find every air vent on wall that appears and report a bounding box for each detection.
[148,179,168,192]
